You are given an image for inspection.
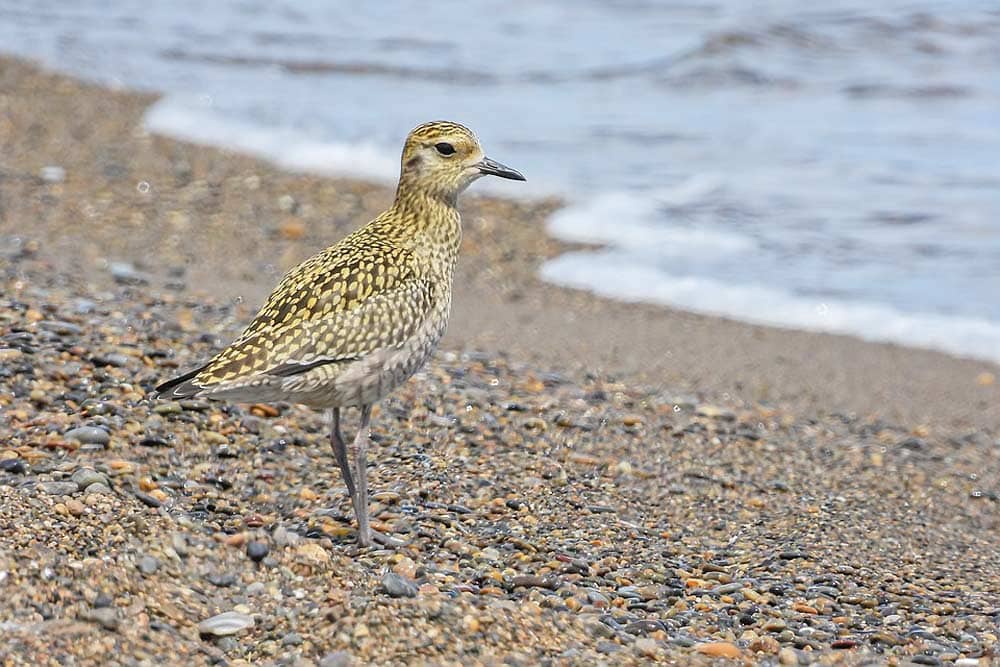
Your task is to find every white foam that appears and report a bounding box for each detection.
[547,183,754,257]
[542,251,1000,365]
[144,97,400,183]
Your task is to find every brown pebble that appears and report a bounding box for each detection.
[695,642,742,659]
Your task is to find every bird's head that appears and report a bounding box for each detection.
[397,121,524,203]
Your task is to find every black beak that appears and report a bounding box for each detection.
[478,156,525,181]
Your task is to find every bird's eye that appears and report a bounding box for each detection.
[434,142,456,156]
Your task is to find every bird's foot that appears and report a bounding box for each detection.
[357,528,407,549]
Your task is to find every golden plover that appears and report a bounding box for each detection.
[154,121,525,547]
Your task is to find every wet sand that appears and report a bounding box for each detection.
[2,56,999,665]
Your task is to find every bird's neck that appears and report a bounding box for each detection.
[390,187,463,252]
[387,187,462,276]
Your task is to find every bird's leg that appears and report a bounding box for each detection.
[327,408,357,503]
[350,404,373,547]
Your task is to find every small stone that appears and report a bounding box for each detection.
[81,607,119,631]
[381,572,417,598]
[695,642,741,659]
[109,262,150,286]
[207,573,237,588]
[583,617,615,639]
[138,555,160,575]
[511,574,559,590]
[634,638,658,657]
[39,165,66,183]
[246,541,269,563]
[71,468,109,490]
[84,482,112,495]
[295,542,330,565]
[778,647,798,665]
[65,427,110,446]
[0,458,27,474]
[197,611,255,637]
[281,632,303,646]
[135,491,162,508]
[66,499,85,516]
[696,405,735,420]
[37,320,81,335]
[319,651,355,667]
[39,481,79,496]
[763,619,787,632]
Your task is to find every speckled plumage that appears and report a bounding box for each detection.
[154,120,525,547]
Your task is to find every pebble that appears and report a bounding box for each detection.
[108,261,150,286]
[84,482,112,495]
[135,491,163,508]
[381,572,418,598]
[511,575,559,590]
[778,647,799,665]
[64,427,111,446]
[0,458,27,474]
[71,468,109,490]
[246,541,269,563]
[39,481,79,496]
[80,607,119,631]
[138,555,160,575]
[583,617,616,639]
[197,611,255,637]
[281,632,304,646]
[319,651,355,667]
[695,642,741,659]
[37,320,81,335]
[39,165,66,183]
[633,637,658,657]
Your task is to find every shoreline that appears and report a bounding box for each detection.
[2,54,1000,665]
[1,56,996,432]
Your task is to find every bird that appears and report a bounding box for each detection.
[153,121,525,547]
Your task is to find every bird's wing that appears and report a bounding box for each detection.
[155,235,437,398]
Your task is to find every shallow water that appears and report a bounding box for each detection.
[2,0,998,362]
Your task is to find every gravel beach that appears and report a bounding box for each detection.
[2,57,999,665]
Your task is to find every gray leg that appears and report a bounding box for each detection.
[350,404,373,547]
[327,408,356,501]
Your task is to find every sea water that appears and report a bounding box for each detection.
[1,0,998,362]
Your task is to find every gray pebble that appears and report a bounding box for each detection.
[65,426,110,446]
[37,320,81,335]
[281,632,303,646]
[710,582,744,596]
[109,261,150,286]
[207,573,237,587]
[171,532,189,557]
[381,572,417,598]
[0,459,27,474]
[138,555,160,575]
[80,607,119,631]
[583,616,616,639]
[39,165,66,183]
[84,482,112,495]
[246,541,269,562]
[246,582,266,597]
[197,611,255,637]
[71,468,108,490]
[135,491,162,508]
[92,353,130,368]
[215,637,239,652]
[39,481,79,496]
[319,651,355,667]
